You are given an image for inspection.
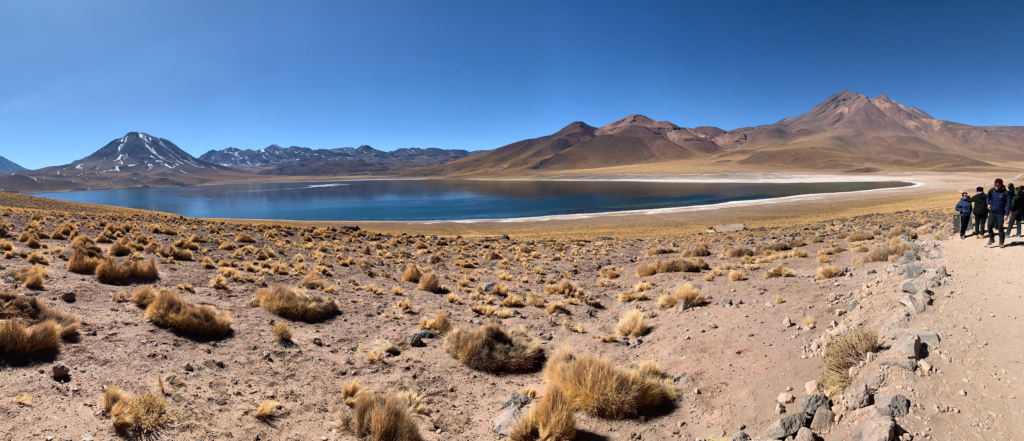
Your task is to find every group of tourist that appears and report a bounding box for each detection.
[956,178,1024,247]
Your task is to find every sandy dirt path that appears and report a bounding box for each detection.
[892,232,1024,440]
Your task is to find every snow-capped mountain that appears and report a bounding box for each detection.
[0,155,26,172]
[199,144,478,171]
[69,132,225,174]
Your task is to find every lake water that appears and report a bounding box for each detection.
[31,179,912,221]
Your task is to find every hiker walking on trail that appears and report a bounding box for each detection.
[969,186,988,238]
[956,192,973,240]
[987,179,1011,247]
[1011,185,1024,237]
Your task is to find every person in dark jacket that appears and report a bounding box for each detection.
[987,178,1012,247]
[1010,187,1024,237]
[969,186,988,238]
[955,192,973,239]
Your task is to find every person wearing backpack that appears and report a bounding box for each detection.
[969,186,988,238]
[1010,186,1024,237]
[987,179,1012,247]
[955,192,973,239]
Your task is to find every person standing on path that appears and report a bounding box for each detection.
[954,192,970,240]
[969,186,988,238]
[987,179,1011,247]
[956,192,973,240]
[1010,186,1024,237]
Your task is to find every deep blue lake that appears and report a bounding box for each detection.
[31,179,912,221]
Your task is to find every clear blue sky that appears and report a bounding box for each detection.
[1,0,1022,169]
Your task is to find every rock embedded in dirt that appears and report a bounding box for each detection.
[850,416,896,441]
[493,393,531,435]
[917,330,940,346]
[810,406,835,433]
[794,427,816,441]
[762,413,805,439]
[729,431,751,441]
[51,362,70,379]
[890,334,922,359]
[409,334,425,347]
[899,292,929,314]
[60,291,75,302]
[844,383,870,410]
[799,394,830,417]
[872,394,910,418]
[878,356,916,371]
[778,392,795,404]
[413,330,437,339]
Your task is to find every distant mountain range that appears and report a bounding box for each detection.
[1,89,1022,193]
[0,156,26,172]
[199,144,479,176]
[415,90,1021,176]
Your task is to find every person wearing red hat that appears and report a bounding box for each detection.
[986,178,1012,247]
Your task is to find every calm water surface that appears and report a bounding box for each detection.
[31,180,911,221]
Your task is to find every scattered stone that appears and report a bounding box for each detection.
[799,393,830,417]
[873,394,910,418]
[775,402,786,414]
[481,282,496,292]
[884,314,910,329]
[804,380,819,395]
[778,392,795,404]
[312,337,323,346]
[60,291,76,302]
[879,356,916,371]
[810,406,835,433]
[844,384,870,411]
[895,250,916,265]
[408,334,425,347]
[917,331,940,346]
[903,264,924,279]
[493,393,531,435]
[890,334,922,359]
[3,276,13,284]
[184,362,195,371]
[794,427,817,441]
[51,362,70,379]
[899,292,929,314]
[413,330,437,339]
[917,360,932,372]
[782,317,793,327]
[849,417,895,441]
[762,413,805,439]
[729,431,752,441]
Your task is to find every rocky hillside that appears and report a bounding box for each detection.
[199,144,478,175]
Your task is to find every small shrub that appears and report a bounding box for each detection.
[96,257,159,284]
[657,283,705,309]
[444,322,542,373]
[271,322,292,343]
[509,385,576,441]
[728,270,745,281]
[342,393,423,441]
[254,400,281,420]
[145,290,232,336]
[417,271,440,292]
[419,309,452,335]
[814,265,843,280]
[255,285,340,322]
[402,264,421,282]
[543,348,676,419]
[299,272,325,290]
[615,310,649,337]
[105,389,171,435]
[764,265,794,278]
[819,328,878,394]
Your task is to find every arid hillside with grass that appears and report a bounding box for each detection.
[1,191,1015,440]
[412,91,1022,177]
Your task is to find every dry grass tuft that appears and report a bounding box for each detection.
[342,392,423,441]
[509,386,577,441]
[255,285,340,322]
[728,270,746,281]
[96,257,159,284]
[145,290,231,337]
[657,283,705,309]
[764,264,794,278]
[543,347,676,419]
[419,309,452,335]
[801,316,816,328]
[0,292,78,355]
[814,265,843,280]
[417,271,440,292]
[402,264,421,283]
[271,322,292,343]
[819,328,878,394]
[444,321,542,373]
[299,272,325,290]
[105,388,172,435]
[614,310,649,337]
[254,400,281,420]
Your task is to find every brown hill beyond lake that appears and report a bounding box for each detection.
[412,90,1021,177]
